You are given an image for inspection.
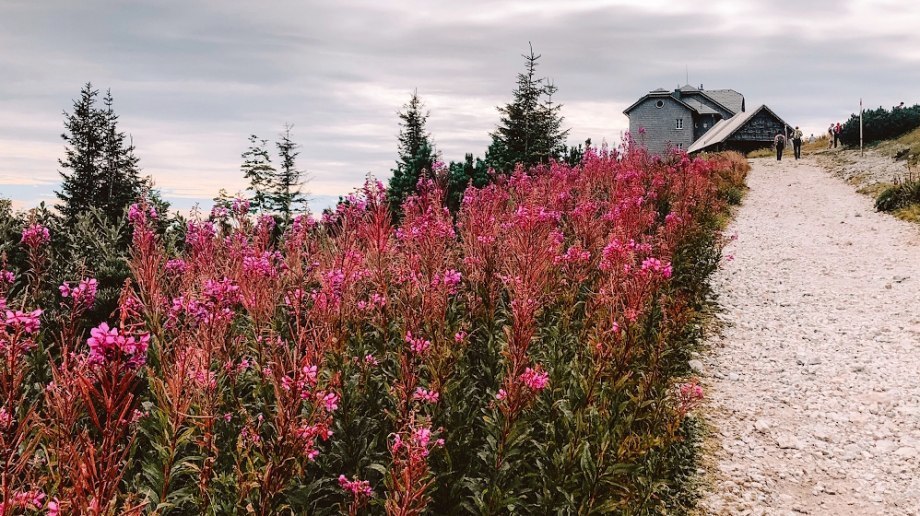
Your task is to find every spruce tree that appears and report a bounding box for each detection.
[267,124,308,223]
[98,89,142,220]
[388,91,437,211]
[57,83,104,225]
[56,83,143,225]
[486,44,569,173]
[240,134,275,212]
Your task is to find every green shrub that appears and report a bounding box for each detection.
[875,178,920,212]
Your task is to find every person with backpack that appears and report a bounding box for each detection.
[834,122,842,148]
[774,132,786,161]
[792,126,804,159]
[827,124,834,149]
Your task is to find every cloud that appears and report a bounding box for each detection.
[2,0,920,213]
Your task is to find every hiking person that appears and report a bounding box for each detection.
[827,124,834,149]
[774,132,786,161]
[834,122,841,148]
[792,126,804,160]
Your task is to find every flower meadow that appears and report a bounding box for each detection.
[0,148,747,514]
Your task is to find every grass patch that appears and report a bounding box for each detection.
[747,147,773,159]
[868,126,920,167]
[894,204,920,223]
[858,182,892,197]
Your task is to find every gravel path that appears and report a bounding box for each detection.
[699,157,920,515]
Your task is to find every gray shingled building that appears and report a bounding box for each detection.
[624,85,790,155]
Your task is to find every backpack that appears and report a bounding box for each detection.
[775,134,786,146]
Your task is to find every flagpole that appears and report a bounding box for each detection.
[860,98,864,157]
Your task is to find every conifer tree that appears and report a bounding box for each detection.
[98,89,142,219]
[267,124,308,223]
[388,91,437,211]
[486,45,569,173]
[56,83,143,225]
[241,134,275,212]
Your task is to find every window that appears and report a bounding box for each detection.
[675,118,683,130]
[677,143,683,150]
[703,122,709,128]
[655,100,664,108]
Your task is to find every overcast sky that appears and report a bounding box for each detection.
[2,0,919,213]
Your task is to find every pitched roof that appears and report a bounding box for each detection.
[681,97,721,116]
[622,90,695,115]
[625,86,745,116]
[687,104,789,153]
[698,89,744,115]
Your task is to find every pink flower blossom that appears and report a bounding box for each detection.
[495,389,507,401]
[338,474,373,497]
[3,309,42,334]
[641,257,673,279]
[232,197,251,215]
[454,331,467,344]
[86,322,149,368]
[405,331,431,355]
[412,388,440,404]
[520,366,550,392]
[59,278,98,309]
[321,392,340,412]
[363,354,379,366]
[20,223,50,248]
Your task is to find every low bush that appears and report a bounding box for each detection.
[0,147,742,514]
[876,177,920,212]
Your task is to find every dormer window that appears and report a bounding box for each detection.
[675,118,683,130]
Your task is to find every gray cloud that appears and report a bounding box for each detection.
[2,0,919,212]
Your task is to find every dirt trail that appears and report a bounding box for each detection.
[699,157,920,515]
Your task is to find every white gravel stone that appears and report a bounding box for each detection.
[699,157,920,515]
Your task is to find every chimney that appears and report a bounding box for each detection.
[700,83,704,90]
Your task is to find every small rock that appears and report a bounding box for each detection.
[688,359,705,374]
[777,434,801,450]
[894,447,918,459]
[754,419,771,433]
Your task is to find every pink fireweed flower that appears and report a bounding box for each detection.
[86,322,149,368]
[640,257,673,279]
[128,202,158,224]
[412,387,440,405]
[454,331,467,344]
[435,269,462,293]
[321,392,340,412]
[364,354,379,366]
[295,422,333,460]
[405,331,431,355]
[47,498,60,516]
[209,205,229,220]
[338,474,373,498]
[4,309,42,334]
[520,367,550,392]
[59,278,98,309]
[390,425,444,458]
[495,389,507,401]
[165,258,189,274]
[0,407,13,430]
[232,197,251,215]
[284,288,307,307]
[676,380,704,413]
[20,223,50,249]
[0,270,14,286]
